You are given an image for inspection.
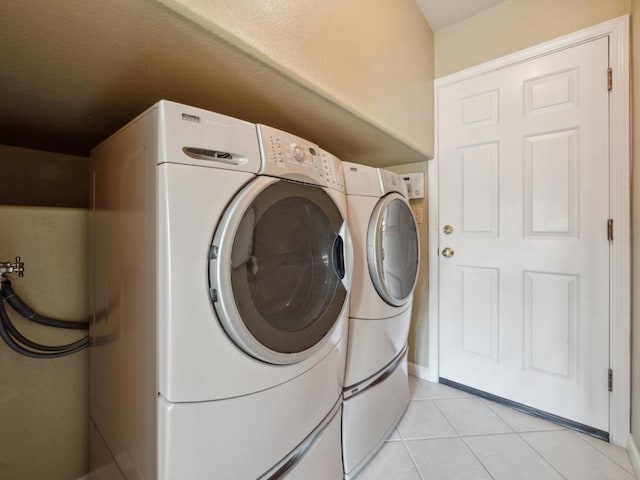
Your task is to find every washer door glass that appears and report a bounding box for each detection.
[210,178,347,363]
[367,194,419,306]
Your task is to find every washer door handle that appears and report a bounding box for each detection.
[332,235,345,280]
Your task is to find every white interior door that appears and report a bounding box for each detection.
[438,37,610,431]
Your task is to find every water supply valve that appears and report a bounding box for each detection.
[0,257,24,278]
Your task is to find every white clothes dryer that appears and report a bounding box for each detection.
[342,162,419,387]
[89,101,351,479]
[341,161,419,479]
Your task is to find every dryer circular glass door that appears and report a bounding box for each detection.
[209,176,348,364]
[367,193,419,306]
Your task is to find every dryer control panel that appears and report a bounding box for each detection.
[379,168,407,197]
[257,124,329,187]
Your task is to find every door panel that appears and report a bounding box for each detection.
[460,142,499,236]
[524,68,578,115]
[523,272,578,380]
[459,266,498,362]
[524,129,578,236]
[438,37,610,430]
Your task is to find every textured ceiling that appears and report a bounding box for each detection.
[415,0,507,30]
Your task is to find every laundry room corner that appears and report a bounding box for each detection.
[0,202,90,479]
[0,143,90,480]
[387,162,430,378]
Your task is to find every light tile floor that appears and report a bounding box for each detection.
[356,375,636,480]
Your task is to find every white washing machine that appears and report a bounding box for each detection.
[341,161,419,479]
[89,101,351,479]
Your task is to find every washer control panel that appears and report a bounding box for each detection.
[257,124,327,186]
[319,149,345,193]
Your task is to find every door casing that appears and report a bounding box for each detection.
[427,15,630,445]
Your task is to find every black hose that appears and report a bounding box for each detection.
[0,297,87,358]
[1,279,89,330]
[1,306,88,352]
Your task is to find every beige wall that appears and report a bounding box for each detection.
[160,0,435,158]
[0,206,89,480]
[387,162,429,368]
[0,145,88,208]
[435,0,630,77]
[631,0,640,449]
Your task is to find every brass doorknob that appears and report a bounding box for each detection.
[442,247,454,258]
[443,225,454,235]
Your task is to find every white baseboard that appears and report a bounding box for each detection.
[627,433,640,478]
[408,362,437,382]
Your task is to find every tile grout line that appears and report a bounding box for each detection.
[409,376,474,401]
[458,436,498,480]
[569,429,636,477]
[400,431,521,441]
[437,396,515,436]
[412,390,475,401]
[479,397,567,433]
[396,398,460,442]
[395,405,426,480]
[413,395,472,401]
[469,397,563,478]
[398,397,458,442]
[516,432,569,480]
[429,398,461,437]
[400,439,426,480]
[479,397,520,427]
[431,398,497,480]
[408,380,633,480]
[429,398,461,436]
[478,390,634,478]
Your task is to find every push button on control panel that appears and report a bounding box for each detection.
[290,143,306,162]
[322,157,341,186]
[270,136,285,165]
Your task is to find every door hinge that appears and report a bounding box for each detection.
[607,218,614,241]
[608,368,613,392]
[607,67,613,91]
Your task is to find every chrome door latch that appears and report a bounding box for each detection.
[0,257,25,278]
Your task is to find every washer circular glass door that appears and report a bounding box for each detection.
[367,193,419,306]
[209,176,347,364]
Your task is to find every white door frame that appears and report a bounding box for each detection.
[428,15,630,445]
